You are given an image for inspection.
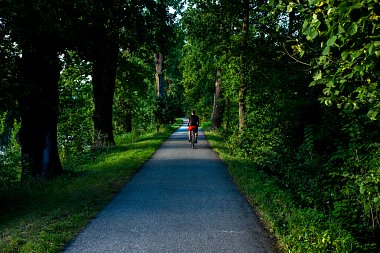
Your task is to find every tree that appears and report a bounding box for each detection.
[66,0,127,147]
[181,1,232,124]
[91,41,119,147]
[114,47,156,133]
[58,51,94,158]
[238,0,249,132]
[3,0,66,178]
[305,1,380,120]
[211,67,223,130]
[150,0,177,98]
[0,15,20,148]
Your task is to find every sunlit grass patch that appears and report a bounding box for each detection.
[205,130,361,253]
[0,124,177,253]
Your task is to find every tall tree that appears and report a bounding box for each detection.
[151,0,176,98]
[92,40,119,147]
[211,67,223,130]
[0,14,20,148]
[238,0,249,132]
[155,52,165,97]
[69,0,125,147]
[182,0,236,124]
[3,0,65,178]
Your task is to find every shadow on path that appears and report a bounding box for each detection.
[62,123,276,253]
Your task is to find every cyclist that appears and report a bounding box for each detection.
[187,110,199,143]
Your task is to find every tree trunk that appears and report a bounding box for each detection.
[18,45,62,179]
[211,68,223,130]
[124,101,133,133]
[155,53,165,97]
[225,96,231,130]
[92,43,118,147]
[289,10,295,36]
[239,0,249,132]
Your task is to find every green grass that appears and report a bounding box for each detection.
[0,123,180,253]
[205,130,361,253]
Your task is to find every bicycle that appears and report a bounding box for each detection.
[189,129,196,149]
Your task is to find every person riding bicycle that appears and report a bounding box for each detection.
[187,110,199,143]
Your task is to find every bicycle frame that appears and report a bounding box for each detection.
[190,130,196,149]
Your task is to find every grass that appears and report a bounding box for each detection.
[0,122,181,253]
[204,130,361,253]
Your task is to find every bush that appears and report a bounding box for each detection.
[0,119,21,190]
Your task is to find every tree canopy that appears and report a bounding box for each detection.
[0,0,379,251]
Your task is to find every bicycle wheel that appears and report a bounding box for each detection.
[191,130,195,149]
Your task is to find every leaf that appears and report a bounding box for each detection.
[368,43,375,55]
[313,70,322,80]
[287,2,296,13]
[338,2,347,14]
[351,50,362,60]
[323,87,331,95]
[359,184,366,194]
[326,81,335,88]
[367,110,379,121]
[341,51,349,60]
[326,36,337,46]
[322,46,330,55]
[351,3,362,9]
[324,99,333,106]
[309,0,320,5]
[347,23,358,36]
[338,24,345,33]
[302,20,309,29]
[310,29,318,39]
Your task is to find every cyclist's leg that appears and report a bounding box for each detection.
[188,130,191,141]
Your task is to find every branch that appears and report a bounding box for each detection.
[283,43,311,66]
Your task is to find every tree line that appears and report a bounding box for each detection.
[0,0,183,180]
[180,0,379,250]
[1,0,380,250]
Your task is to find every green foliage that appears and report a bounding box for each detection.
[0,126,176,253]
[303,0,380,119]
[0,19,21,186]
[0,116,21,190]
[0,18,20,112]
[58,52,94,160]
[180,1,241,120]
[114,49,156,133]
[206,131,363,252]
[182,0,380,250]
[180,41,215,118]
[327,112,380,241]
[154,96,177,125]
[200,121,211,131]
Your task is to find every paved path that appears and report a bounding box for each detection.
[63,121,276,253]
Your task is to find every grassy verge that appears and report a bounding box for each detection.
[0,122,180,253]
[204,130,360,253]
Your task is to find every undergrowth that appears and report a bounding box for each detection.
[0,123,179,253]
[205,129,371,253]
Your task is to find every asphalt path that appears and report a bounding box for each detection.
[63,121,276,253]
